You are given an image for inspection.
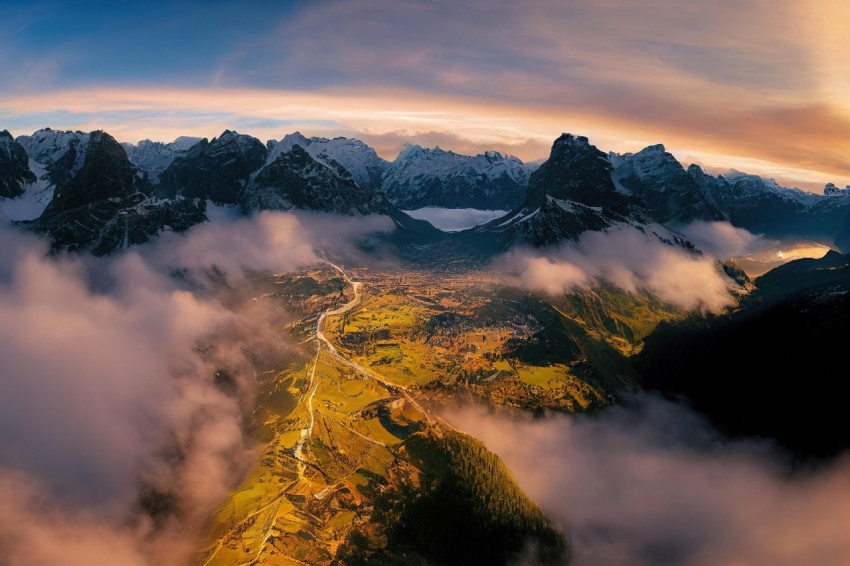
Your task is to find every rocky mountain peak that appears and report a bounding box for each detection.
[824,183,850,197]
[640,143,666,154]
[551,133,593,150]
[242,141,385,215]
[687,163,706,177]
[273,131,311,155]
[397,144,426,160]
[524,133,623,211]
[267,133,387,190]
[41,129,135,215]
[612,143,721,224]
[157,131,267,204]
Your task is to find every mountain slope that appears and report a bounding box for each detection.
[268,132,388,191]
[688,165,850,250]
[158,130,267,204]
[23,130,205,254]
[610,144,722,225]
[41,130,136,215]
[0,130,35,198]
[635,250,850,458]
[478,134,636,246]
[242,144,387,215]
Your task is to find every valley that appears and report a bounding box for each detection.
[199,263,575,565]
[197,243,850,564]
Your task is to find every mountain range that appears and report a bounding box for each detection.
[4,125,850,564]
[1,127,849,255]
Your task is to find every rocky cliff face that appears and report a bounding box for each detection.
[610,144,721,225]
[0,130,35,199]
[158,130,268,204]
[478,134,638,246]
[21,130,205,255]
[524,134,627,212]
[242,144,387,215]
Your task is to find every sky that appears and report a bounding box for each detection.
[0,0,847,191]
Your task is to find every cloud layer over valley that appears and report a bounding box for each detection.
[0,212,393,564]
[449,395,850,566]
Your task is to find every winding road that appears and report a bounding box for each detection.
[317,260,436,426]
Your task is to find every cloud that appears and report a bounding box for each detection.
[128,210,394,283]
[677,221,766,258]
[447,394,850,566]
[494,225,740,312]
[0,211,394,564]
[0,471,148,566]
[232,0,849,181]
[350,130,551,163]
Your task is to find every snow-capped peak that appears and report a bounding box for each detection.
[390,145,530,182]
[16,128,90,172]
[122,136,201,181]
[383,145,532,209]
[169,136,203,152]
[266,131,312,162]
[266,132,388,189]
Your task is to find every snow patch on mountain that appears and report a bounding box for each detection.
[382,145,532,210]
[266,132,388,190]
[720,170,819,206]
[0,160,54,221]
[17,129,90,172]
[389,145,531,184]
[123,137,201,182]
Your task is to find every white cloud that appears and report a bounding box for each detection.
[678,220,765,258]
[448,395,850,566]
[494,225,742,312]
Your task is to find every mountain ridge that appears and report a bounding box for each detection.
[3,126,849,255]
